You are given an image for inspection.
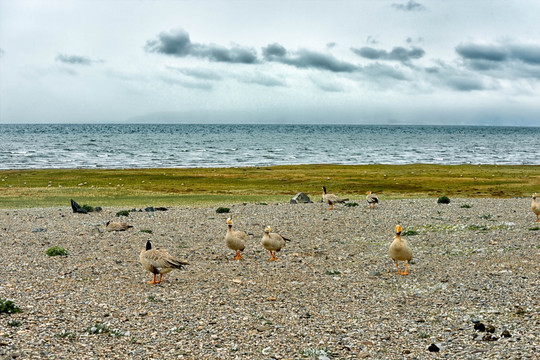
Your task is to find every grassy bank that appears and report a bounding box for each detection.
[1,164,538,209]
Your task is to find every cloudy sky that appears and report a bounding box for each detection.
[1,0,540,126]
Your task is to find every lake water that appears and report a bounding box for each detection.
[0,124,538,169]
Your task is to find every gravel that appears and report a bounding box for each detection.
[1,198,539,359]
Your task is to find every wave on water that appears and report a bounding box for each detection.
[0,124,538,169]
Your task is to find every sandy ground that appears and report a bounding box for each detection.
[0,197,539,359]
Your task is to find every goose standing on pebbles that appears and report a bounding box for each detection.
[366,191,379,209]
[532,193,540,222]
[389,225,413,275]
[322,186,348,210]
[224,218,248,260]
[261,226,290,261]
[106,221,133,232]
[139,240,189,284]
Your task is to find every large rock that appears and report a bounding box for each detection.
[290,192,312,204]
[70,199,88,214]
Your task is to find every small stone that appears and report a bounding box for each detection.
[501,330,511,338]
[482,334,499,341]
[485,324,495,333]
[428,343,440,352]
[290,192,312,204]
[474,323,486,332]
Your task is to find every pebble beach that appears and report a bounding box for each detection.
[1,197,539,359]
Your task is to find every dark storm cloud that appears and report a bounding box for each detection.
[262,43,287,59]
[55,53,98,65]
[510,44,540,65]
[262,43,358,73]
[145,28,258,64]
[456,42,540,79]
[455,43,507,62]
[456,42,540,65]
[351,46,425,62]
[392,1,425,11]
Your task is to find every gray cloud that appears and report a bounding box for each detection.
[424,61,487,91]
[55,53,100,65]
[362,63,407,80]
[392,1,425,11]
[351,46,425,62]
[262,43,357,72]
[160,76,213,90]
[145,28,258,64]
[456,42,540,65]
[238,73,285,87]
[455,43,507,62]
[456,42,540,79]
[366,36,379,45]
[167,66,222,81]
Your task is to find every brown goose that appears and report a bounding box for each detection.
[388,225,413,275]
[532,193,540,222]
[322,186,348,210]
[224,218,248,260]
[261,226,290,261]
[139,240,188,284]
[366,191,379,209]
[106,221,133,232]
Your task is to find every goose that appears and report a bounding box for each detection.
[139,240,189,284]
[106,221,133,232]
[322,186,348,210]
[532,193,540,222]
[224,218,248,260]
[366,191,379,209]
[261,226,290,261]
[389,225,412,275]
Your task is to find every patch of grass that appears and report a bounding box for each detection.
[344,202,359,207]
[437,196,451,204]
[460,204,472,208]
[216,207,230,213]
[324,270,341,276]
[480,214,493,220]
[250,312,273,325]
[2,164,539,209]
[528,226,540,231]
[419,331,430,339]
[467,224,490,231]
[55,330,75,339]
[402,229,420,236]
[115,210,130,217]
[86,323,123,337]
[147,295,163,302]
[7,320,21,327]
[140,229,153,234]
[81,204,95,212]
[0,298,21,314]
[256,202,268,205]
[46,246,68,256]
